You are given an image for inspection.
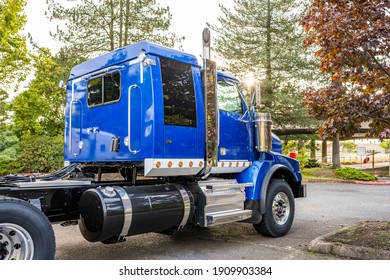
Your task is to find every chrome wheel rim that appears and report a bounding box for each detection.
[272,192,290,225]
[0,223,34,260]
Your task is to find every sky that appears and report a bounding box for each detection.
[23,0,235,58]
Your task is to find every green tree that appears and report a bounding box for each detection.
[0,89,19,172]
[11,47,79,137]
[0,130,18,163]
[341,141,357,153]
[0,0,29,87]
[210,0,319,129]
[380,140,390,152]
[0,89,9,129]
[46,0,183,58]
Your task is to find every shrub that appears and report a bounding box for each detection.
[16,134,64,173]
[335,167,377,181]
[0,159,22,176]
[304,158,321,168]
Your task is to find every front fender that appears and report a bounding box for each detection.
[235,160,273,201]
[259,164,298,214]
[235,153,300,215]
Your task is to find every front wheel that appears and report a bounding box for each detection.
[253,179,295,237]
[0,197,56,260]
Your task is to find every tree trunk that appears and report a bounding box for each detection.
[109,0,115,50]
[310,138,316,159]
[266,0,272,82]
[119,0,124,48]
[322,139,327,163]
[332,134,341,168]
[264,0,272,97]
[124,0,130,45]
[298,138,304,153]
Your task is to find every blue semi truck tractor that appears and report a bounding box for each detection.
[0,29,305,260]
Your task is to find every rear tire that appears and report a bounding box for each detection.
[253,179,295,237]
[0,197,56,260]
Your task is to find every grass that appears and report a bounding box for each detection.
[301,167,340,181]
[323,221,390,251]
[301,166,387,181]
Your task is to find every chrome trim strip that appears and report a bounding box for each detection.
[174,185,191,228]
[144,158,203,176]
[115,187,133,237]
[15,180,92,188]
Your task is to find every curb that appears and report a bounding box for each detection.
[355,180,390,185]
[308,231,390,260]
[302,179,390,185]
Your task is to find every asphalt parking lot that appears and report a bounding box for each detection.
[53,182,390,260]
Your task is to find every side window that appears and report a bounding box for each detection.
[87,71,121,107]
[217,79,243,114]
[160,57,197,127]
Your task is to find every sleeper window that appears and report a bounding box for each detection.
[87,71,121,107]
[160,57,197,127]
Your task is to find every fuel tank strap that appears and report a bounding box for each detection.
[115,187,133,237]
[174,185,191,228]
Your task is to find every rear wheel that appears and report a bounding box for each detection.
[253,179,295,237]
[0,197,56,260]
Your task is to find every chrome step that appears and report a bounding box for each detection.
[197,179,253,227]
[206,209,253,226]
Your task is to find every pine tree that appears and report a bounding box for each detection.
[210,0,318,129]
[46,0,184,58]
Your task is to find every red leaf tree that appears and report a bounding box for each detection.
[301,0,389,140]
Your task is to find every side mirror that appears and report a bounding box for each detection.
[244,74,261,111]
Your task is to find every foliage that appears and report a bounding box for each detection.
[341,141,357,153]
[15,134,64,173]
[0,129,19,175]
[0,130,18,153]
[282,140,298,155]
[380,140,390,152]
[335,167,377,181]
[210,0,319,129]
[10,47,76,137]
[46,0,184,58]
[0,0,29,87]
[304,158,321,168]
[295,146,309,168]
[301,0,390,140]
[0,89,9,128]
[0,159,21,175]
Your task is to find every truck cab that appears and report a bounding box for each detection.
[64,41,281,176]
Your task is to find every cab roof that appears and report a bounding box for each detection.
[69,41,200,79]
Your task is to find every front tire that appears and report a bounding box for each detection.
[0,197,56,260]
[253,179,295,237]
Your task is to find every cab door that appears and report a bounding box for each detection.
[217,77,253,161]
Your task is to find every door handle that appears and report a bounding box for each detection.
[127,85,141,155]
